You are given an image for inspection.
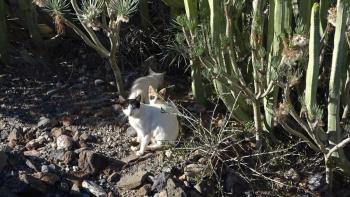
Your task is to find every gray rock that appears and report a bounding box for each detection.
[158,178,186,197]
[41,165,49,173]
[284,168,300,181]
[117,170,149,189]
[308,173,324,191]
[70,183,81,196]
[25,159,39,172]
[1,129,9,140]
[0,151,8,172]
[56,135,73,150]
[82,180,107,197]
[151,172,169,192]
[8,128,23,147]
[78,150,108,175]
[37,117,51,128]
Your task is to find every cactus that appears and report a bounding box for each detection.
[327,0,347,147]
[183,0,206,104]
[305,3,321,119]
[264,0,283,131]
[0,0,8,63]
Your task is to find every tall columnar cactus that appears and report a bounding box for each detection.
[264,0,283,131]
[0,0,8,63]
[183,0,206,104]
[305,3,321,119]
[41,0,139,95]
[327,0,347,147]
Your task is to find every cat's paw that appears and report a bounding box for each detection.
[135,150,144,156]
[131,146,139,151]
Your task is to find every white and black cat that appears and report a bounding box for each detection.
[128,68,165,104]
[122,95,179,156]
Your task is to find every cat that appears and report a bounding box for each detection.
[128,68,165,104]
[122,95,179,156]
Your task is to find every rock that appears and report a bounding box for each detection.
[126,127,137,137]
[51,127,69,138]
[8,128,23,147]
[38,117,56,128]
[159,178,186,197]
[56,135,73,150]
[25,159,39,172]
[284,168,300,182]
[82,180,107,197]
[107,172,120,183]
[79,133,93,142]
[69,183,81,196]
[151,172,169,192]
[117,170,149,189]
[1,129,9,140]
[78,150,108,175]
[138,184,152,196]
[25,136,45,150]
[41,165,49,173]
[19,173,47,193]
[184,164,205,177]
[32,172,60,185]
[0,151,8,172]
[23,150,41,157]
[63,151,75,164]
[70,183,81,196]
[308,173,324,191]
[94,79,104,86]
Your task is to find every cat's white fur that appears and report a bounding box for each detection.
[128,69,165,103]
[123,95,179,156]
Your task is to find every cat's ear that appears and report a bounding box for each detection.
[148,67,156,75]
[159,88,166,97]
[135,94,142,102]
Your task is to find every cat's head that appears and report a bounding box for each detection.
[148,85,167,104]
[122,95,141,117]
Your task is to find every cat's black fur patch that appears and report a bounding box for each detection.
[123,95,141,109]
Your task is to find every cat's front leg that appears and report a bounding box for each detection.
[136,134,151,156]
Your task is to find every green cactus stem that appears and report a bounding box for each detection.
[305,3,321,119]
